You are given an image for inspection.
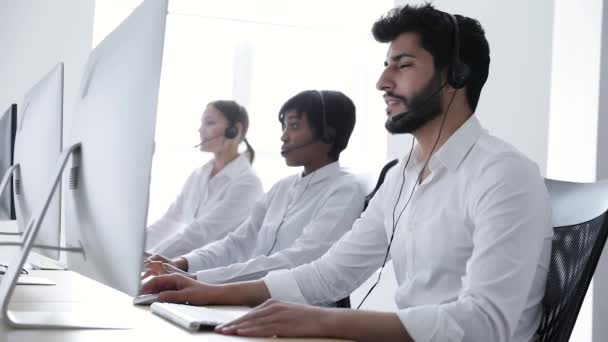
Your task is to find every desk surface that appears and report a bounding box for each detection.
[3,271,348,342]
[0,220,347,342]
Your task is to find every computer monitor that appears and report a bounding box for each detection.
[0,104,17,220]
[12,64,63,260]
[0,0,167,329]
[63,0,167,297]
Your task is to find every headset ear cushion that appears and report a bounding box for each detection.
[449,61,470,90]
[225,125,238,139]
[322,126,336,144]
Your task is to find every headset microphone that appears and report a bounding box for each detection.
[193,134,224,148]
[387,80,448,125]
[280,140,316,156]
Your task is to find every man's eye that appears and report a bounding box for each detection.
[399,64,412,69]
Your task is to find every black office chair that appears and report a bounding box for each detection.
[335,158,399,309]
[363,159,399,211]
[537,178,608,342]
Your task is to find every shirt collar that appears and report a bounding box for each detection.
[433,115,484,171]
[203,153,251,180]
[297,161,341,186]
[409,115,484,172]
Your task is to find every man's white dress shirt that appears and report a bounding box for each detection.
[264,116,553,342]
[146,154,263,258]
[182,161,365,284]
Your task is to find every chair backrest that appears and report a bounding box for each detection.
[537,178,608,342]
[363,159,398,210]
[336,159,399,309]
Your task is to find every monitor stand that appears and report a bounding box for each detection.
[0,144,132,329]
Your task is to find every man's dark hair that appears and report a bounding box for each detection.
[278,90,356,161]
[372,3,490,112]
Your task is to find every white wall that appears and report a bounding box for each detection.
[549,1,605,341]
[388,0,554,172]
[548,0,602,183]
[594,1,608,341]
[0,0,95,142]
[0,0,95,261]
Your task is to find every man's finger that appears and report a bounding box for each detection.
[218,313,279,334]
[226,323,282,337]
[217,304,277,330]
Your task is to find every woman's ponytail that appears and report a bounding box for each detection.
[243,138,255,164]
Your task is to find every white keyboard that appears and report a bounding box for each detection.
[0,274,56,285]
[27,254,67,270]
[150,302,245,331]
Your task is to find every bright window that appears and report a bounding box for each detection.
[93,1,392,223]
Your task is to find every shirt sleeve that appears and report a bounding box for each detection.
[181,190,271,272]
[263,173,393,305]
[145,170,198,249]
[149,174,264,258]
[195,181,365,285]
[397,154,552,342]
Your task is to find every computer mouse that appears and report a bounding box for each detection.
[133,293,160,306]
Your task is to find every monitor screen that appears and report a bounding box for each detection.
[0,104,17,220]
[13,64,63,259]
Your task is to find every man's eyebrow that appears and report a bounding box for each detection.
[384,52,416,66]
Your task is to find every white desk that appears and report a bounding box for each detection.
[2,270,348,342]
[0,220,347,342]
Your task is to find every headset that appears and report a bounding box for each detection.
[265,171,316,256]
[224,102,247,139]
[314,90,336,145]
[193,105,242,149]
[224,117,239,139]
[357,11,469,310]
[280,90,337,156]
[446,13,470,90]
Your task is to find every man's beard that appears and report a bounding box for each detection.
[384,71,444,134]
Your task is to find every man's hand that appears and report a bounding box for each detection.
[141,273,220,305]
[216,299,412,342]
[215,299,328,338]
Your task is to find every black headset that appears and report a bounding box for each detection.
[224,121,238,139]
[225,103,249,139]
[314,90,336,144]
[224,105,245,139]
[446,13,470,90]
